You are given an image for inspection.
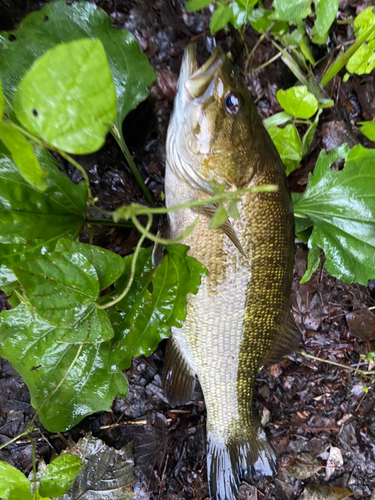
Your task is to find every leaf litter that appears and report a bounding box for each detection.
[0,0,375,499]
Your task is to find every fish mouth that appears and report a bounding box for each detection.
[183,44,225,98]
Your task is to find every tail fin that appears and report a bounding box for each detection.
[206,424,276,500]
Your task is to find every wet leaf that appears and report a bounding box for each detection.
[358,121,375,141]
[346,309,375,342]
[276,86,318,119]
[185,0,212,11]
[0,461,32,500]
[302,110,322,156]
[39,455,83,497]
[287,453,322,479]
[299,485,352,500]
[353,6,375,41]
[108,246,207,370]
[210,4,233,34]
[0,0,156,129]
[299,34,315,65]
[269,0,311,24]
[346,39,375,76]
[314,0,338,38]
[264,111,293,129]
[0,305,128,432]
[0,121,48,190]
[11,250,114,343]
[268,124,302,175]
[0,150,86,265]
[294,144,375,285]
[0,81,3,116]
[15,39,116,154]
[59,433,135,500]
[301,243,321,283]
[55,239,125,291]
[325,446,343,480]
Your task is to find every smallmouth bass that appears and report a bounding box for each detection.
[163,44,300,499]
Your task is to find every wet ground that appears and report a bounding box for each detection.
[1,0,375,499]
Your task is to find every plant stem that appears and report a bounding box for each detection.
[300,350,375,382]
[111,124,154,206]
[114,184,278,220]
[131,214,199,245]
[245,22,275,73]
[86,217,134,228]
[0,425,38,450]
[321,24,375,87]
[29,433,37,494]
[96,215,153,310]
[251,52,282,74]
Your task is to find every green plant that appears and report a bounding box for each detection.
[0,2,276,436]
[0,454,83,500]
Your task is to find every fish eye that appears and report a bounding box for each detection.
[224,91,239,114]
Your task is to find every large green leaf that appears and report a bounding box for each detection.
[358,121,375,141]
[14,39,116,155]
[268,124,302,175]
[0,150,86,265]
[346,39,375,76]
[269,0,311,24]
[39,455,83,498]
[0,121,48,190]
[0,305,128,432]
[293,144,375,284]
[314,0,338,38]
[55,238,124,291]
[0,462,32,500]
[353,6,375,41]
[11,251,113,343]
[108,245,207,370]
[0,81,4,116]
[0,0,156,128]
[276,86,318,119]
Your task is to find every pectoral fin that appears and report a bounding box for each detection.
[200,204,247,258]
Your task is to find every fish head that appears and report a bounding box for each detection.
[167,44,274,194]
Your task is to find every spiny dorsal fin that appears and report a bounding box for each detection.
[163,336,196,406]
[264,311,301,366]
[200,204,247,258]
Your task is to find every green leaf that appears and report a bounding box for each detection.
[0,121,48,190]
[230,2,249,30]
[346,39,375,75]
[276,86,318,119]
[0,0,156,130]
[0,150,86,265]
[108,246,207,370]
[209,205,228,229]
[185,0,212,11]
[0,80,3,116]
[314,0,338,38]
[268,124,302,175]
[11,251,114,343]
[210,4,233,34]
[55,239,124,291]
[14,39,116,155]
[0,462,32,500]
[269,0,311,24]
[299,34,315,65]
[294,144,375,285]
[0,305,128,432]
[263,111,293,129]
[302,109,322,156]
[39,455,83,497]
[353,6,375,41]
[358,121,375,141]
[300,243,321,283]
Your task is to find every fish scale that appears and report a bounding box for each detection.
[164,43,300,499]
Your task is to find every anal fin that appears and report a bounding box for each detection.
[264,310,301,366]
[162,337,196,406]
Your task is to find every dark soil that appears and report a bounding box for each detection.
[1,1,375,499]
